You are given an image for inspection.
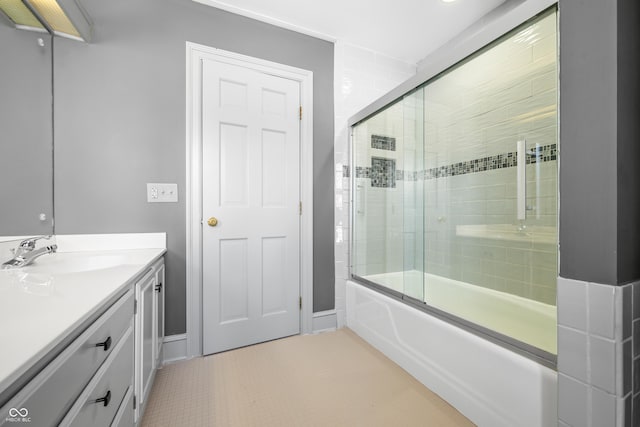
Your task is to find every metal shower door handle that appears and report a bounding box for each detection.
[517,140,526,221]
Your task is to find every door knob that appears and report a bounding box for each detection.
[207,217,218,227]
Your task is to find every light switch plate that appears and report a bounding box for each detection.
[147,183,178,203]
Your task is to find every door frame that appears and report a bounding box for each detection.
[185,42,314,358]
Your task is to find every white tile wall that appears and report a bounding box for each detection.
[424,164,558,304]
[557,277,640,426]
[334,41,416,328]
[351,100,423,280]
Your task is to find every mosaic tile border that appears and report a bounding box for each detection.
[352,143,557,182]
[355,166,369,179]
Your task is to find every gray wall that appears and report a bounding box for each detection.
[0,24,53,236]
[616,0,640,284]
[557,1,640,423]
[558,0,640,285]
[53,0,334,335]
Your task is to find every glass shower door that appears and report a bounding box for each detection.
[422,10,558,354]
[402,90,424,301]
[350,8,558,357]
[351,100,406,294]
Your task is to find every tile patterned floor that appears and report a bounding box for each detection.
[141,328,474,427]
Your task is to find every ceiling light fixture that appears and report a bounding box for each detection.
[441,0,457,3]
[0,0,92,42]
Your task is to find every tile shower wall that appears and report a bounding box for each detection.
[351,100,410,278]
[425,161,558,304]
[350,86,425,284]
[334,41,416,327]
[557,277,640,427]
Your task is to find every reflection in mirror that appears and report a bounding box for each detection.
[0,20,53,236]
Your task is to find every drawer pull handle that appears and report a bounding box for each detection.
[155,282,163,292]
[95,336,112,351]
[94,390,111,407]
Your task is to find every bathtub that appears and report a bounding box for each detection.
[346,277,558,427]
[363,270,557,354]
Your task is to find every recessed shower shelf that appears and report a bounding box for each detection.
[455,224,557,245]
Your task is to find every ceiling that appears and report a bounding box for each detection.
[194,0,507,64]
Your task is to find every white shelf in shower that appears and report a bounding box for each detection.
[455,224,557,245]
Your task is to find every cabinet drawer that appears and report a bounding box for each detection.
[110,386,133,427]
[61,326,134,427]
[0,290,133,427]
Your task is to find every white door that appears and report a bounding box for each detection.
[201,58,301,355]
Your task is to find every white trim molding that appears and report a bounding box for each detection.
[312,310,337,333]
[186,42,315,358]
[192,0,337,43]
[162,334,188,365]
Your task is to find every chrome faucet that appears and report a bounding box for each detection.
[1,236,57,269]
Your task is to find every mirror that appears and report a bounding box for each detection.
[0,21,54,236]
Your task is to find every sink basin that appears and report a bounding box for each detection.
[0,270,55,296]
[16,253,129,274]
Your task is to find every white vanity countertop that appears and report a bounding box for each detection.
[0,245,166,397]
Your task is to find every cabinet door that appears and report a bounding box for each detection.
[135,271,156,418]
[154,261,165,365]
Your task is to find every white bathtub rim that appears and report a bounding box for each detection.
[355,272,557,365]
[346,280,558,427]
[359,270,558,354]
[363,270,556,314]
[365,293,524,426]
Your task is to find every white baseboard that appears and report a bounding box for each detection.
[312,310,337,333]
[165,313,336,365]
[166,313,336,364]
[162,334,188,364]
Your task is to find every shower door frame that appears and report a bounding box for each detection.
[348,0,559,369]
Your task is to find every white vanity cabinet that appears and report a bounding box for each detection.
[134,258,165,423]
[0,236,167,427]
[0,290,135,427]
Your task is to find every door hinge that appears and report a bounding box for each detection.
[299,296,302,310]
[299,201,302,215]
[133,395,137,410]
[299,106,302,120]
[134,299,137,315]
